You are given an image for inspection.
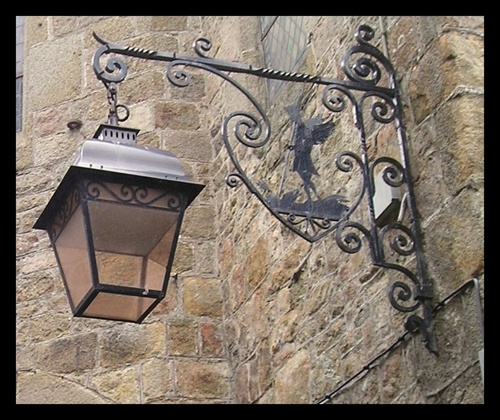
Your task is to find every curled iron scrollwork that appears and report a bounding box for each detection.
[166,60,192,87]
[224,111,270,149]
[84,181,181,209]
[93,44,129,84]
[335,221,371,254]
[361,91,397,124]
[193,37,213,58]
[370,157,406,189]
[322,85,356,115]
[380,223,416,257]
[341,25,395,89]
[388,279,420,313]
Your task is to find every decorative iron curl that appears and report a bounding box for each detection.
[224,111,269,148]
[335,150,363,174]
[335,221,371,254]
[166,60,192,87]
[388,280,420,313]
[380,222,416,257]
[84,181,181,209]
[93,44,129,84]
[370,157,406,189]
[193,37,213,58]
[355,24,375,45]
[361,91,396,124]
[322,85,357,114]
[165,59,271,149]
[341,25,395,88]
[334,151,366,219]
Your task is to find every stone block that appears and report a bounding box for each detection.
[167,319,197,356]
[437,31,484,92]
[25,16,48,48]
[99,322,166,368]
[17,371,109,404]
[171,241,195,274]
[245,236,268,290]
[200,321,224,357]
[162,129,213,163]
[92,366,140,404]
[16,132,32,172]
[33,132,78,167]
[30,313,72,342]
[182,205,216,239]
[434,95,484,192]
[150,16,188,32]
[154,102,200,130]
[274,350,310,404]
[120,71,164,105]
[168,72,206,102]
[83,16,136,49]
[142,358,173,402]
[51,16,79,37]
[125,103,155,133]
[175,360,230,399]
[34,333,97,373]
[26,35,83,111]
[182,277,222,318]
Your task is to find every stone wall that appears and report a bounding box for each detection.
[200,16,484,404]
[16,16,484,404]
[16,16,230,404]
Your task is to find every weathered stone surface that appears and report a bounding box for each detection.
[25,16,48,48]
[34,333,98,373]
[17,371,110,404]
[182,277,223,317]
[155,102,200,130]
[99,323,165,368]
[30,313,72,343]
[141,358,173,402]
[16,132,32,172]
[26,35,82,111]
[200,321,225,357]
[274,350,310,404]
[150,16,188,32]
[163,130,213,163]
[175,360,230,399]
[246,236,268,290]
[92,366,140,404]
[167,319,197,356]
[171,241,195,274]
[182,205,216,239]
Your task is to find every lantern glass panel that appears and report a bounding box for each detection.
[84,179,183,292]
[87,200,179,292]
[52,194,93,311]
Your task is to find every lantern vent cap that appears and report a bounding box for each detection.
[74,125,191,182]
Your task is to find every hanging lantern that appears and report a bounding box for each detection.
[33,124,204,323]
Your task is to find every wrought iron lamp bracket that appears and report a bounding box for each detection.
[91,24,437,354]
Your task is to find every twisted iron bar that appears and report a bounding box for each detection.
[91,25,436,353]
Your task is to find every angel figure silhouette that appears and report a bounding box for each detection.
[285,105,335,205]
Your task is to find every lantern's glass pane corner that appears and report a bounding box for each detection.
[82,292,158,322]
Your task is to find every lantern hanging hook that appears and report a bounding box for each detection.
[105,81,130,126]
